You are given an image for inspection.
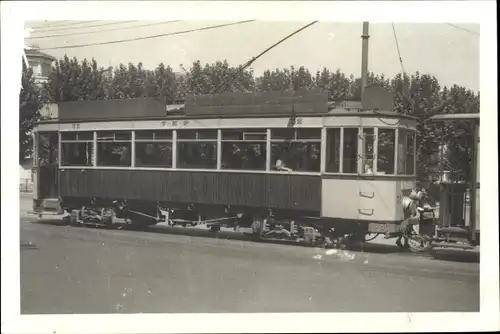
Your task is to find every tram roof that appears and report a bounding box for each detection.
[36,87,418,124]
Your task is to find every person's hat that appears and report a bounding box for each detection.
[409,190,420,200]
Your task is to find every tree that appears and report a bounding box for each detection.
[20,62,44,163]
[44,55,106,102]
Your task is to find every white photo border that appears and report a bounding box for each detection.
[1,1,498,333]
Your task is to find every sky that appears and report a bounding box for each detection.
[25,21,480,92]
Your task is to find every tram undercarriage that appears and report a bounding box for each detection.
[59,197,373,248]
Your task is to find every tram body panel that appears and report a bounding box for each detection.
[321,178,401,222]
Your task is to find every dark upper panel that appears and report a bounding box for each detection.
[58,98,166,121]
[184,89,329,117]
[361,84,395,111]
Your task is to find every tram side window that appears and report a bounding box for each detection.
[377,128,396,174]
[135,130,173,168]
[342,128,359,174]
[221,129,267,170]
[61,132,94,166]
[397,129,415,175]
[326,128,341,172]
[271,128,321,172]
[177,129,217,169]
[96,131,132,167]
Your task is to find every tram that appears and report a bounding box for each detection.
[31,85,419,247]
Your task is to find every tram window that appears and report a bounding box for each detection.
[177,142,217,169]
[177,129,217,140]
[326,128,341,173]
[361,128,375,173]
[38,133,59,165]
[222,129,267,141]
[135,130,173,168]
[221,129,267,170]
[377,128,395,174]
[61,142,93,166]
[397,129,414,175]
[271,128,321,172]
[60,131,94,166]
[342,128,359,174]
[406,131,415,175]
[271,143,321,172]
[271,128,295,140]
[61,131,93,141]
[96,131,132,167]
[296,128,321,140]
[136,143,173,167]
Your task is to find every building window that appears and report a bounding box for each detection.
[41,63,52,77]
[326,128,341,172]
[377,128,396,175]
[177,129,217,169]
[96,131,132,167]
[221,129,267,170]
[135,130,173,168]
[61,132,94,166]
[342,128,359,174]
[271,128,321,172]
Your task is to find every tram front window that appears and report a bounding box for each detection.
[342,128,358,174]
[361,128,375,173]
[397,129,416,175]
[326,128,341,173]
[377,128,396,174]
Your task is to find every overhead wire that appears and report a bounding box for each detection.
[29,21,137,34]
[211,21,318,94]
[375,22,409,126]
[31,20,72,29]
[26,21,182,40]
[36,20,256,51]
[445,23,480,36]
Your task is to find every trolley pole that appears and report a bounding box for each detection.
[361,22,370,98]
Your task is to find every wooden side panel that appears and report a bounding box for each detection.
[59,169,322,212]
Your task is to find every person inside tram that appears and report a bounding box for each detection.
[396,189,426,249]
[276,159,292,172]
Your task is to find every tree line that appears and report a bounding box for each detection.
[20,55,480,185]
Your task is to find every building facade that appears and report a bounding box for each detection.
[25,48,56,84]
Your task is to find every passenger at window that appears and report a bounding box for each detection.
[276,159,292,172]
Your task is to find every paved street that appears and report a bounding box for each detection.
[20,216,479,314]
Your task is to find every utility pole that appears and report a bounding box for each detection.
[361,22,370,99]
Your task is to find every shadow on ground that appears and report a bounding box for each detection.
[27,218,479,263]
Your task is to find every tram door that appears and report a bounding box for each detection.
[35,132,59,199]
[357,127,377,229]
